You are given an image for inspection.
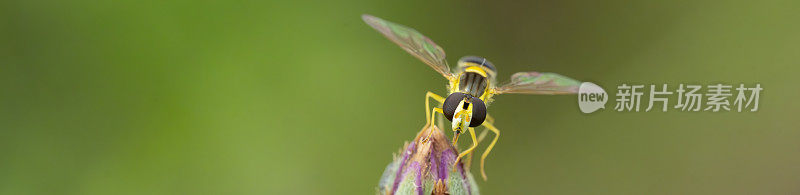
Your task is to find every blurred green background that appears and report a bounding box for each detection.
[2,0,799,194]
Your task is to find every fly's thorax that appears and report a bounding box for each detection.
[457,56,497,81]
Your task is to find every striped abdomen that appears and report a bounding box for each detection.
[458,72,488,97]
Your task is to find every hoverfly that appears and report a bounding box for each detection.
[362,14,581,180]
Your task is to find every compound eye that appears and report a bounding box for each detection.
[469,97,486,127]
[443,92,468,121]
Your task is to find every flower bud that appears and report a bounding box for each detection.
[378,125,480,195]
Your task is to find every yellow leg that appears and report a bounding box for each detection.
[423,108,443,142]
[477,114,495,143]
[463,114,495,169]
[464,128,489,170]
[465,114,493,173]
[479,121,500,180]
[453,127,478,172]
[425,92,445,127]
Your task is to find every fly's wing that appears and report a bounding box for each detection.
[494,72,581,95]
[362,14,453,78]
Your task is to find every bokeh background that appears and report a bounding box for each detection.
[2,0,799,194]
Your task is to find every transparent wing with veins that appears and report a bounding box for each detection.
[362,14,453,78]
[494,72,581,95]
